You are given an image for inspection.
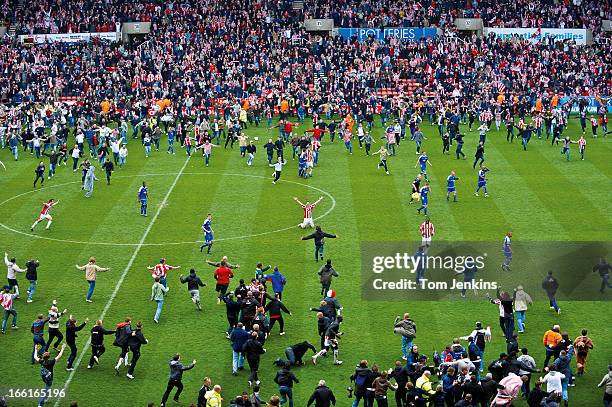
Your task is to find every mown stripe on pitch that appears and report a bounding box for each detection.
[495,139,610,239]
[483,142,570,240]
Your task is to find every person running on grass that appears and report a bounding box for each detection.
[270,157,287,184]
[126,321,148,379]
[179,268,206,310]
[45,301,67,352]
[199,213,214,254]
[33,343,66,407]
[4,252,24,297]
[33,161,45,187]
[301,226,338,262]
[83,164,98,198]
[1,285,18,334]
[152,277,170,323]
[75,257,110,303]
[147,258,180,288]
[113,318,133,374]
[87,319,115,369]
[31,199,59,231]
[160,354,197,407]
[312,315,343,366]
[138,182,148,216]
[373,146,390,175]
[65,315,89,371]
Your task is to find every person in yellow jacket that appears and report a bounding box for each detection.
[205,385,223,407]
[415,371,436,404]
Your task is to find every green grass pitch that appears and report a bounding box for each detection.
[0,116,610,406]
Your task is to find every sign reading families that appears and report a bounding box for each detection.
[484,28,589,45]
[336,27,438,42]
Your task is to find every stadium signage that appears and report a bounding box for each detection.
[18,32,120,44]
[484,27,588,45]
[336,27,438,42]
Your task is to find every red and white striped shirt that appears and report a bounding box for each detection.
[40,202,54,216]
[1,292,14,310]
[150,263,173,279]
[302,203,316,218]
[311,140,321,152]
[420,221,435,238]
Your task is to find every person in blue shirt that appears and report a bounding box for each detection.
[167,127,176,155]
[199,213,214,254]
[474,167,489,197]
[415,152,432,181]
[446,171,459,202]
[263,267,287,300]
[417,183,430,216]
[138,182,148,216]
[502,232,512,272]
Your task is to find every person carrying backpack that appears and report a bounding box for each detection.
[113,318,133,374]
[461,321,491,373]
[350,360,372,407]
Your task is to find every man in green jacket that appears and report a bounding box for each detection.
[152,277,169,323]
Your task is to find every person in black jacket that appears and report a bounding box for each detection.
[274,363,299,406]
[222,293,241,338]
[307,380,336,407]
[488,353,510,383]
[25,258,39,303]
[197,377,212,407]
[34,161,45,187]
[160,354,197,407]
[312,316,343,365]
[242,331,266,387]
[265,294,291,335]
[542,271,560,314]
[301,226,337,262]
[101,157,114,185]
[126,321,148,379]
[65,315,88,371]
[462,375,485,407]
[273,341,317,367]
[388,360,410,407]
[316,312,331,350]
[180,269,206,310]
[87,319,115,369]
[473,141,485,169]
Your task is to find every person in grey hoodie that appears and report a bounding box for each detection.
[597,365,612,407]
[317,260,338,296]
[160,354,196,407]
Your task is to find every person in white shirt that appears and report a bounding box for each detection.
[541,366,565,396]
[71,145,81,172]
[4,252,24,297]
[269,158,287,184]
[110,140,121,165]
[119,145,129,168]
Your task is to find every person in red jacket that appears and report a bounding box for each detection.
[214,261,234,304]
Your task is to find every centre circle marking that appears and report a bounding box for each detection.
[0,172,337,246]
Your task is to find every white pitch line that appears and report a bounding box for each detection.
[53,156,191,406]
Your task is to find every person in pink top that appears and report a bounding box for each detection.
[197,140,218,167]
[342,128,352,155]
[578,136,586,161]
